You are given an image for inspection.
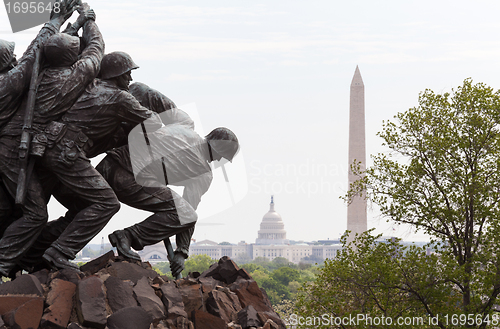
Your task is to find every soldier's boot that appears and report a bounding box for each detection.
[0,262,16,280]
[109,230,141,262]
[42,247,81,272]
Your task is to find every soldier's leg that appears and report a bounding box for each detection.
[0,179,18,237]
[40,148,120,267]
[15,173,84,271]
[97,156,196,258]
[0,137,48,275]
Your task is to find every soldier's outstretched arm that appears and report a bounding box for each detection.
[53,5,104,112]
[77,4,104,75]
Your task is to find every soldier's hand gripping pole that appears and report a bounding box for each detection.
[15,46,41,205]
[165,238,183,280]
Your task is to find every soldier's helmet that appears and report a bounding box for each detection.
[99,51,139,80]
[206,127,240,162]
[0,40,15,72]
[44,33,80,67]
[130,82,176,113]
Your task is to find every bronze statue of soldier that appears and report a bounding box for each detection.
[0,0,92,277]
[15,53,162,273]
[102,83,239,278]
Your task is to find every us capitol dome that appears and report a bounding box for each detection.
[255,196,289,245]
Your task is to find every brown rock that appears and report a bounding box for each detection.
[227,322,242,329]
[80,250,115,274]
[106,306,152,329]
[31,268,50,285]
[206,288,242,323]
[160,282,187,318]
[3,297,44,329]
[178,280,204,319]
[104,276,137,312]
[259,288,273,309]
[133,276,166,322]
[262,319,279,329]
[199,257,250,285]
[239,305,263,329]
[199,263,219,280]
[0,296,41,315]
[198,277,218,304]
[237,305,262,329]
[152,276,166,286]
[40,278,76,329]
[257,312,286,329]
[161,317,194,329]
[187,272,201,279]
[230,279,269,313]
[105,261,159,284]
[236,268,251,281]
[191,310,226,329]
[217,257,243,284]
[0,274,43,296]
[76,276,107,329]
[52,268,82,286]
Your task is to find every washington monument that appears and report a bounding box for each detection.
[347,66,367,242]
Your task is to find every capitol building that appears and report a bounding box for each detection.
[255,196,289,245]
[138,196,342,264]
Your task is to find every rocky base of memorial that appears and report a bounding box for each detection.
[0,253,286,329]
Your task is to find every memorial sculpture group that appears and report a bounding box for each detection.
[0,0,240,281]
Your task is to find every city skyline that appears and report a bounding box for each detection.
[1,1,499,244]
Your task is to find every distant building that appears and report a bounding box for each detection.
[140,243,168,261]
[190,196,341,263]
[190,240,251,260]
[138,196,342,264]
[255,196,289,245]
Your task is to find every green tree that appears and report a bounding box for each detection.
[299,79,500,328]
[154,262,171,276]
[241,263,267,274]
[182,254,217,276]
[296,232,453,328]
[271,267,300,286]
[287,280,301,296]
[250,269,270,287]
[271,257,296,270]
[251,256,272,270]
[261,277,289,303]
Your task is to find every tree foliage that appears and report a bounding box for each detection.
[296,232,459,328]
[239,257,318,305]
[298,79,500,328]
[182,254,217,276]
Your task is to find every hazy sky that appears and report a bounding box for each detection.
[2,0,500,245]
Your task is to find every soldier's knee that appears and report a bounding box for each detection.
[100,196,120,216]
[179,209,197,224]
[110,199,121,215]
[25,208,48,223]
